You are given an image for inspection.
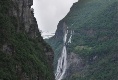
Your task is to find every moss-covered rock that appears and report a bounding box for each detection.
[0,0,54,80]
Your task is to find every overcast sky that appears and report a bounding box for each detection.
[32,0,78,37]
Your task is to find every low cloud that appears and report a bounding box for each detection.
[32,0,78,36]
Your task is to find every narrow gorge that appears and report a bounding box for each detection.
[0,0,118,80]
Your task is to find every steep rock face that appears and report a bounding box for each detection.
[0,0,54,80]
[54,20,64,39]
[66,52,84,79]
[10,0,38,38]
[46,20,65,70]
[47,0,118,80]
[46,20,71,72]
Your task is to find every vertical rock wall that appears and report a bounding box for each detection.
[0,0,54,80]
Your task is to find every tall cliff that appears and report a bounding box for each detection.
[0,0,54,80]
[47,0,118,80]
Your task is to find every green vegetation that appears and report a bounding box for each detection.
[46,36,63,71]
[65,0,118,80]
[0,0,54,80]
[47,0,118,80]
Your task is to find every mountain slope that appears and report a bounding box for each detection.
[0,0,54,80]
[47,0,118,80]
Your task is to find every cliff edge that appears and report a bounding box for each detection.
[0,0,54,80]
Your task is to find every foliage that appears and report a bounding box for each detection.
[47,0,118,80]
[46,37,63,71]
[0,1,54,80]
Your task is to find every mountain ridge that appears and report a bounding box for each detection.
[47,0,118,80]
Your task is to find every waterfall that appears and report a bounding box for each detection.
[55,29,74,80]
[68,30,73,44]
[55,30,68,80]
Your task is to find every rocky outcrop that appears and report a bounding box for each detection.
[65,52,85,79]
[54,20,64,39]
[0,0,54,80]
[9,0,38,38]
[54,20,70,40]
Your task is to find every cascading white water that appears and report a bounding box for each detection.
[55,29,74,80]
[55,30,68,80]
[68,30,73,44]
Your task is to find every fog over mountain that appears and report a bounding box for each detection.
[32,0,78,37]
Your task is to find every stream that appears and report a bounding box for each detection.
[55,30,73,80]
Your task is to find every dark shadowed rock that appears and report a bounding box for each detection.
[0,0,54,80]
